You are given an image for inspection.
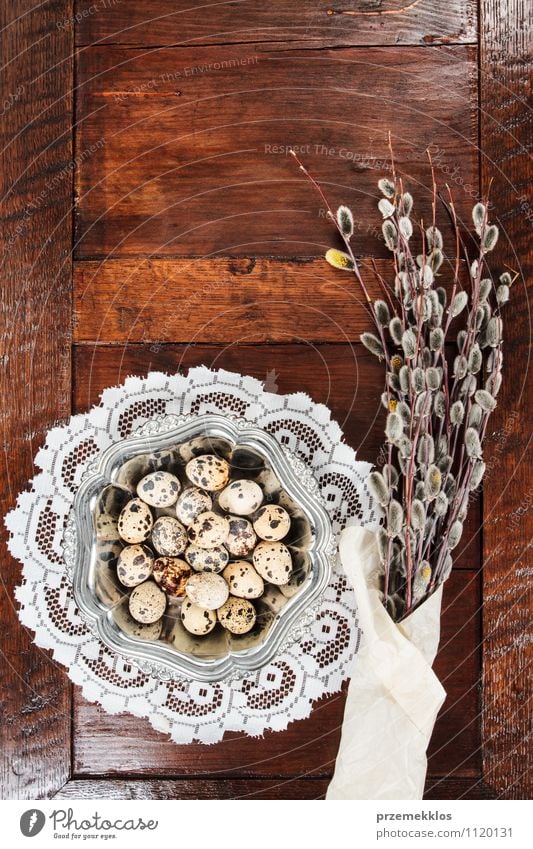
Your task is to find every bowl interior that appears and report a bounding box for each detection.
[90,434,314,663]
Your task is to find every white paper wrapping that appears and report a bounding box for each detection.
[327,526,445,800]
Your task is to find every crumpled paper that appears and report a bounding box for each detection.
[327,526,446,800]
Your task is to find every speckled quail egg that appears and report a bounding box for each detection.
[129,580,167,624]
[253,541,292,585]
[185,544,229,573]
[136,470,181,507]
[217,597,257,634]
[218,479,263,516]
[188,511,229,549]
[223,560,264,599]
[185,454,230,492]
[151,516,188,556]
[175,487,212,526]
[180,599,217,636]
[185,572,229,610]
[116,544,155,587]
[153,557,191,597]
[114,607,163,641]
[117,498,153,544]
[253,504,291,541]
[225,516,257,557]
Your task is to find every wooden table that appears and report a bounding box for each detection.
[1,1,531,800]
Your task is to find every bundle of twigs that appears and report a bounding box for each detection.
[292,149,511,621]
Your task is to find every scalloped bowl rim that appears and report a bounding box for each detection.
[65,413,335,682]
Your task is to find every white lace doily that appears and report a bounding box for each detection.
[5,367,379,743]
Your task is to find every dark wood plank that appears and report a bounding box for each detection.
[56,777,329,799]
[75,44,477,258]
[424,778,496,800]
[0,0,74,799]
[53,775,493,800]
[480,0,533,801]
[74,0,477,48]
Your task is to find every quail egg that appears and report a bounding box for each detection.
[95,512,120,541]
[153,557,191,597]
[188,511,229,549]
[175,487,212,526]
[114,606,163,641]
[223,560,264,599]
[116,544,155,587]
[185,454,230,491]
[217,597,257,634]
[218,479,263,516]
[185,544,229,573]
[253,540,292,585]
[185,572,229,610]
[136,470,181,507]
[225,516,257,557]
[117,498,154,544]
[180,599,217,636]
[129,580,167,624]
[151,516,187,557]
[253,504,291,541]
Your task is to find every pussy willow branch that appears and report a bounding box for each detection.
[291,148,508,620]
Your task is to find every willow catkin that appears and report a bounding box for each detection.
[465,427,482,459]
[426,225,443,250]
[396,400,411,425]
[470,459,486,490]
[430,327,444,351]
[399,365,410,393]
[434,491,449,516]
[402,328,417,359]
[378,177,395,198]
[475,388,497,412]
[482,224,499,253]
[385,412,403,442]
[424,465,442,500]
[448,520,464,549]
[411,499,426,531]
[450,400,465,426]
[336,205,354,238]
[388,500,404,536]
[368,471,390,506]
[450,291,468,317]
[389,316,403,345]
[360,332,384,359]
[382,220,398,250]
[377,527,389,563]
[468,343,482,374]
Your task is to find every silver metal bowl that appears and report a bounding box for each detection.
[63,414,335,682]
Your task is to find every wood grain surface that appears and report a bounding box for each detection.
[480,0,533,800]
[54,775,496,800]
[0,1,74,799]
[74,0,477,48]
[75,44,477,258]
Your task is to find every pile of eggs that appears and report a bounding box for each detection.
[115,454,295,637]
